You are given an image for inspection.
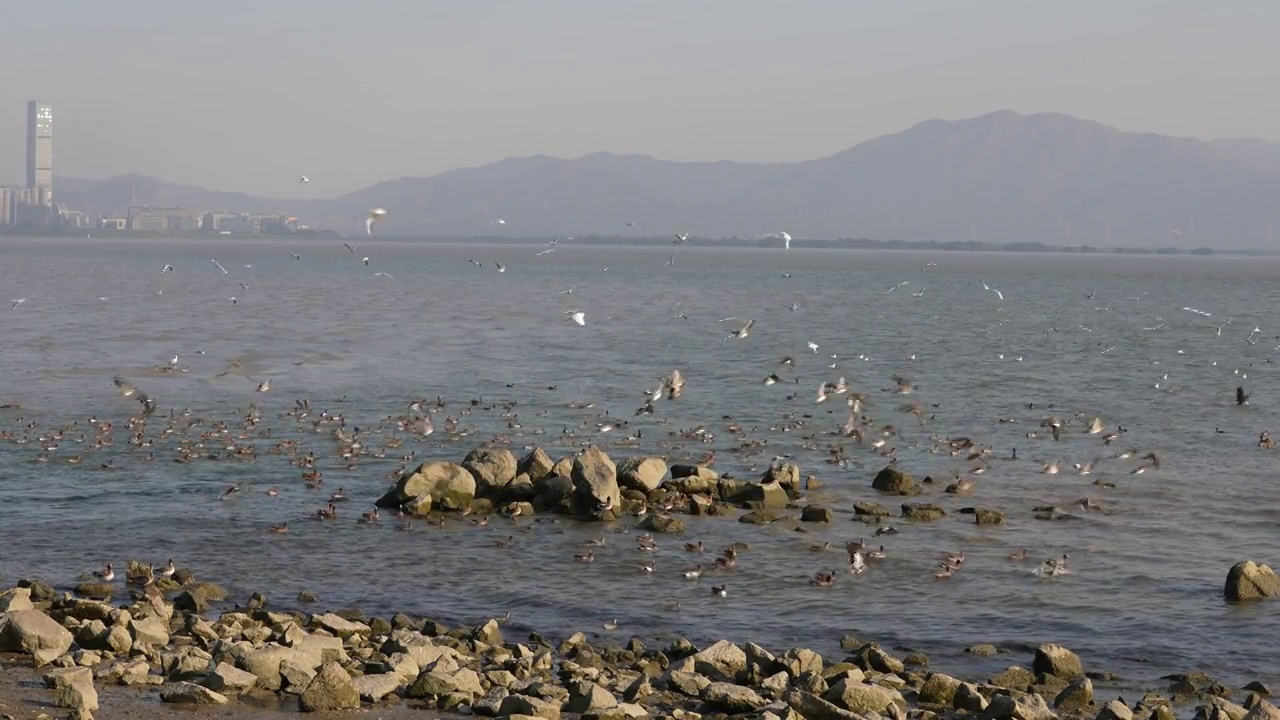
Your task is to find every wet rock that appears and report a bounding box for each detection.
[572,446,622,517]
[801,506,833,523]
[299,661,360,711]
[901,503,946,521]
[1224,561,1280,601]
[464,447,520,496]
[43,667,99,712]
[667,670,712,697]
[20,579,58,602]
[618,457,669,493]
[873,467,921,496]
[740,509,779,524]
[640,514,686,534]
[967,644,1001,656]
[99,658,152,686]
[72,583,116,599]
[1055,676,1094,711]
[1034,643,1085,679]
[377,460,477,512]
[975,508,1006,526]
[853,501,892,517]
[989,666,1035,691]
[160,681,228,705]
[173,582,227,613]
[0,608,75,666]
[703,682,769,713]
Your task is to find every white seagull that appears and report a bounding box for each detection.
[566,311,586,325]
[366,208,387,235]
[299,176,309,184]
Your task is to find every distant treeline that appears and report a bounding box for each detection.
[0,226,1241,256]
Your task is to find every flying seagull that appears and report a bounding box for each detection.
[365,208,387,236]
[299,176,309,184]
[566,310,586,325]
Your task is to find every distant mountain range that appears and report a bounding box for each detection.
[52,111,1280,248]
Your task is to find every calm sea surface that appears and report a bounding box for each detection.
[1,237,1278,693]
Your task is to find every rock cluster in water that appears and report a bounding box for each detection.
[3,562,1280,720]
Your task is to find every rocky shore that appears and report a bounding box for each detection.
[3,562,1280,720]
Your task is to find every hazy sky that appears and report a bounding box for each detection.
[2,1,1277,198]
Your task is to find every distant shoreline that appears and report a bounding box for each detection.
[1,228,1269,255]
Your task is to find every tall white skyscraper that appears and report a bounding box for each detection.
[26,101,53,203]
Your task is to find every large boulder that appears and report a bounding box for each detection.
[518,447,556,482]
[1225,561,1280,601]
[0,609,74,666]
[463,447,519,497]
[617,457,668,493]
[43,666,99,712]
[376,461,477,512]
[1033,643,1084,679]
[571,446,621,516]
[873,466,921,495]
[299,661,360,711]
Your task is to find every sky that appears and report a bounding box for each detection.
[2,0,1277,198]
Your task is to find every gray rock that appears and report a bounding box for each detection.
[853,501,892,517]
[1098,699,1135,720]
[129,615,169,647]
[990,666,1036,691]
[566,680,619,713]
[43,666,99,712]
[378,460,478,511]
[499,693,563,720]
[617,457,668,493]
[1055,676,1094,711]
[667,670,712,696]
[160,681,229,705]
[785,689,866,720]
[639,514,685,534]
[313,612,371,638]
[823,677,905,714]
[572,446,621,516]
[0,608,74,666]
[693,639,748,678]
[519,447,556,482]
[1244,701,1280,720]
[1225,561,1280,601]
[1034,643,1085,679]
[475,687,511,716]
[299,661,361,711]
[464,446,519,496]
[352,672,403,702]
[953,682,989,712]
[918,673,961,705]
[201,662,259,696]
[703,682,769,713]
[801,506,833,523]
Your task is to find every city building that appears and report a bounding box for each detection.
[0,187,11,225]
[26,101,53,202]
[127,206,202,232]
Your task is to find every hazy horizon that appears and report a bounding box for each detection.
[3,1,1279,198]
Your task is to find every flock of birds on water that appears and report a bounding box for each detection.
[3,233,1277,632]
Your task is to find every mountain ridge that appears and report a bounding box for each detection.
[45,110,1280,248]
